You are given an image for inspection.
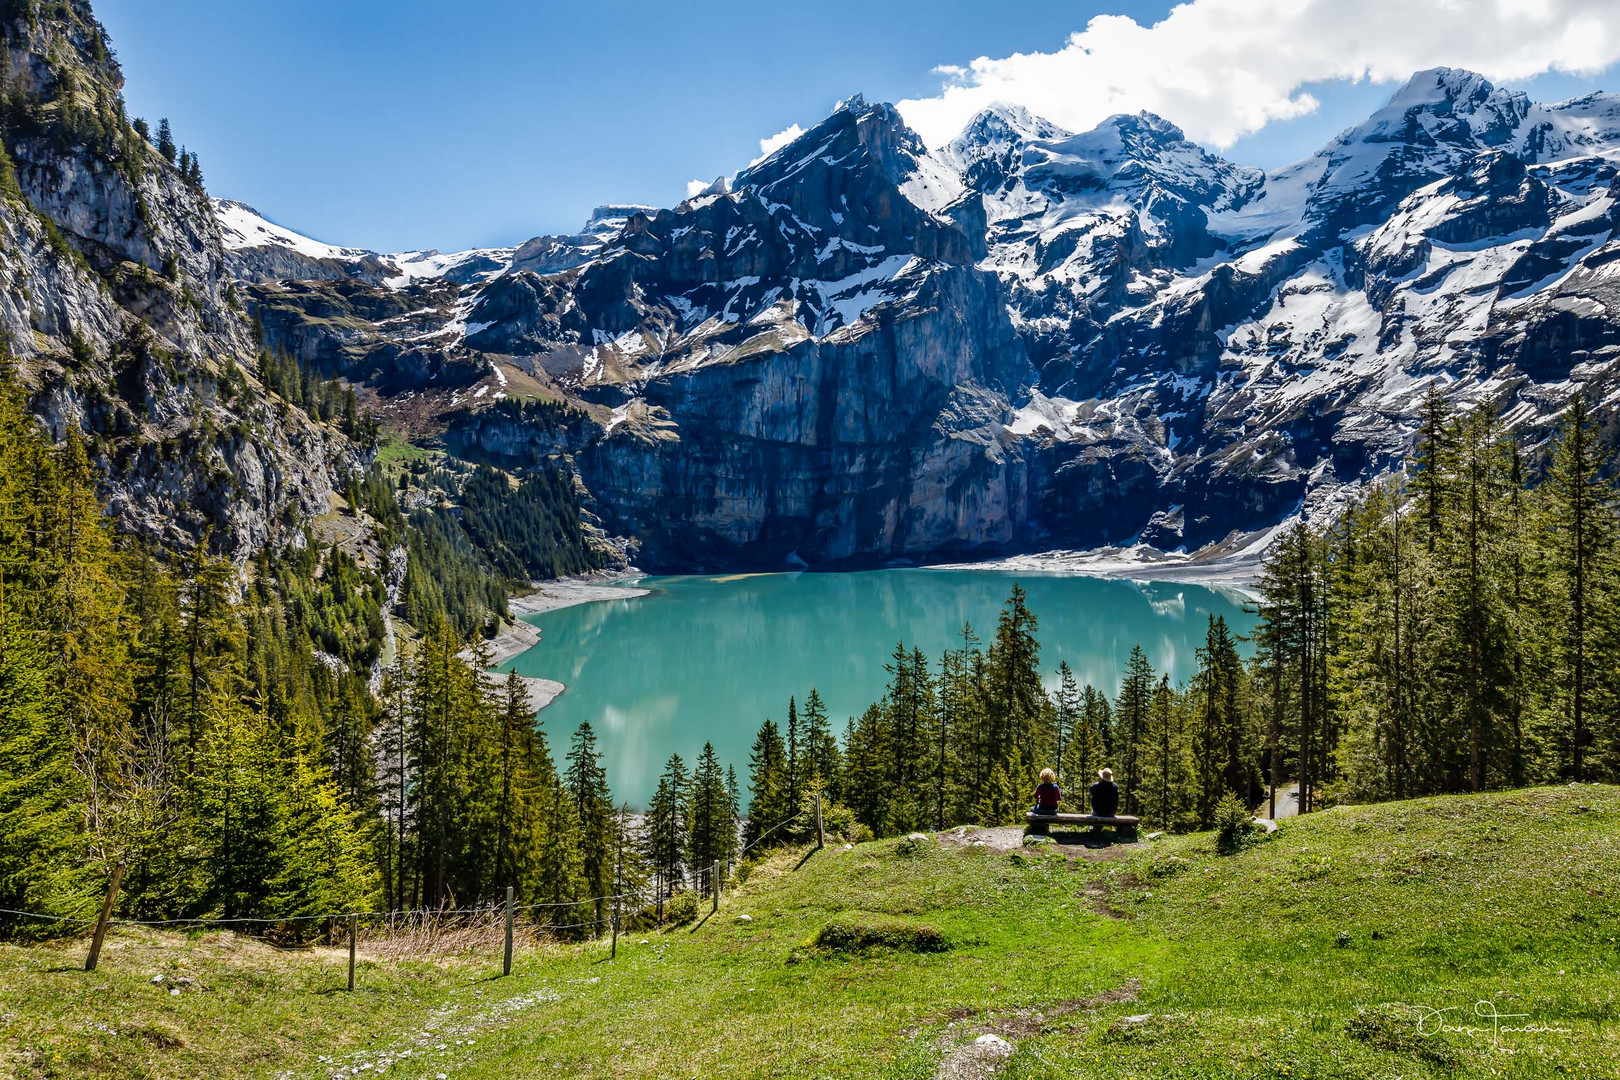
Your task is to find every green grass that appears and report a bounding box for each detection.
[4,785,1618,1079]
[371,433,435,470]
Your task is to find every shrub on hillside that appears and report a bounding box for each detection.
[664,890,701,926]
[809,915,948,956]
[820,802,872,844]
[1214,794,1262,855]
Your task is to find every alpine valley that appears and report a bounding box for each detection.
[7,0,1620,577]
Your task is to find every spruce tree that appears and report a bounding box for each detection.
[686,743,729,885]
[784,695,802,825]
[643,753,689,898]
[745,719,789,849]
[156,117,175,163]
[1254,522,1332,811]
[986,585,1043,785]
[1053,661,1078,787]
[564,721,613,929]
[1534,392,1616,781]
[1114,646,1155,816]
[801,688,841,803]
[0,569,89,923]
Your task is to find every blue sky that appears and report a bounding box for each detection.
[97,0,1620,254]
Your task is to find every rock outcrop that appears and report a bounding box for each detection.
[0,0,355,560]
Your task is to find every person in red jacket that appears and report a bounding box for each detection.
[1032,768,1061,815]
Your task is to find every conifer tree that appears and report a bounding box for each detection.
[1114,646,1155,816]
[564,721,613,928]
[156,117,175,163]
[39,429,131,851]
[643,753,689,898]
[745,719,789,848]
[491,672,537,896]
[686,743,729,884]
[723,765,742,869]
[843,704,889,834]
[985,585,1043,785]
[801,688,841,803]
[535,782,585,925]
[0,566,88,922]
[784,695,802,825]
[263,749,378,919]
[1254,522,1332,811]
[1414,384,1455,553]
[1534,392,1617,781]
[1053,661,1079,787]
[1067,682,1106,798]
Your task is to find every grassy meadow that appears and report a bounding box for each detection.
[3,784,1616,1079]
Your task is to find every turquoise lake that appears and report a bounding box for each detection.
[499,569,1258,806]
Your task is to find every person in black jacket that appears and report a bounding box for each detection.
[1089,768,1120,818]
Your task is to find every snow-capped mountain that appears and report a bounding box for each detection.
[231,68,1620,569]
[215,199,515,287]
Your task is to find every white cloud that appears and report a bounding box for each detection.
[750,123,806,166]
[896,0,1620,148]
[686,178,711,198]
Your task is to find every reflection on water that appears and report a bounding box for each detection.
[500,569,1258,806]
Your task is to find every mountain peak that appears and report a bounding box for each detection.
[1385,66,1500,113]
[1101,110,1188,145]
[957,102,1070,145]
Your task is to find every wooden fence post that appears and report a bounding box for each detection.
[347,914,358,991]
[610,895,619,960]
[85,861,126,972]
[503,886,514,976]
[711,861,721,913]
[815,792,824,849]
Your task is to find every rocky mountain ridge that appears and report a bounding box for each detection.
[0,0,358,562]
[208,70,1620,568]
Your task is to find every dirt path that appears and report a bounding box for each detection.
[936,825,1142,860]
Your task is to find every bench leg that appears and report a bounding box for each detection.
[1028,819,1050,836]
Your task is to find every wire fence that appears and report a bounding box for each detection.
[2,899,632,930]
[0,795,830,984]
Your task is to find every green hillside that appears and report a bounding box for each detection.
[4,785,1617,1079]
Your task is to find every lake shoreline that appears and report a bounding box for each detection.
[477,574,654,716]
[925,542,1265,588]
[926,550,1263,592]
[489,547,1260,679]
[479,573,652,668]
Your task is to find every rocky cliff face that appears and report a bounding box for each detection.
[0,0,355,560]
[226,70,1620,569]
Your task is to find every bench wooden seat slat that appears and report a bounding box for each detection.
[1024,812,1140,835]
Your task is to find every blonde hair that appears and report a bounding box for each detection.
[1039,768,1056,784]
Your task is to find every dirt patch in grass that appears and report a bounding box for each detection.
[1081,876,1136,920]
[1049,978,1143,1014]
[938,978,1144,1041]
[939,826,1142,866]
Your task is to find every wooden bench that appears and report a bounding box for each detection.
[1025,812,1141,836]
